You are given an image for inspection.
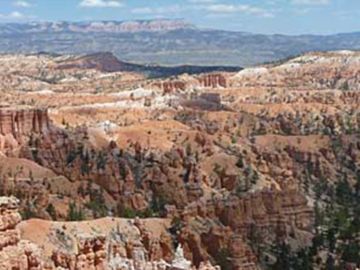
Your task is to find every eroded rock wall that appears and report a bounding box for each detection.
[0,107,50,152]
[0,196,43,270]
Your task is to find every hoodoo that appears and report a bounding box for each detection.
[0,107,50,152]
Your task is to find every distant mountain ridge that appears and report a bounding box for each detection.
[0,19,359,66]
[55,52,242,78]
[0,19,194,34]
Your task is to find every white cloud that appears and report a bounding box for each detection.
[292,0,330,5]
[206,4,238,13]
[131,7,153,14]
[132,5,183,15]
[79,0,123,8]
[132,2,273,18]
[9,11,24,18]
[0,11,28,20]
[188,0,216,3]
[205,4,274,18]
[14,1,31,8]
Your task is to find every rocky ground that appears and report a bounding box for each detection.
[0,50,359,269]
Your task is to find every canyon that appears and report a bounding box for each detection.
[0,50,359,269]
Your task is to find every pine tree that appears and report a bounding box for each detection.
[66,202,84,221]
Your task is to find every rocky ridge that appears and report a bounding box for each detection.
[0,195,219,270]
[231,51,360,90]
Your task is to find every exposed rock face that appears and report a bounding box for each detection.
[50,226,219,270]
[51,234,107,270]
[0,107,49,136]
[0,101,318,270]
[57,52,133,73]
[0,196,218,270]
[0,106,50,152]
[151,73,228,93]
[107,243,219,270]
[215,188,314,235]
[8,105,316,270]
[19,126,204,211]
[153,81,187,94]
[5,50,357,269]
[0,196,43,270]
[197,74,227,88]
[176,185,313,269]
[231,51,360,90]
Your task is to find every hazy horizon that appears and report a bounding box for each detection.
[0,0,359,35]
[1,18,360,36]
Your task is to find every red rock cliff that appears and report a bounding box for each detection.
[0,196,43,269]
[0,107,50,151]
[0,107,50,137]
[197,74,227,88]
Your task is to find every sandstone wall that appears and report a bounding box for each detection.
[0,107,50,136]
[151,73,228,93]
[0,107,50,152]
[0,196,219,270]
[0,196,43,270]
[197,74,227,88]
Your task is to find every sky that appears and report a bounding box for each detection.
[0,0,359,35]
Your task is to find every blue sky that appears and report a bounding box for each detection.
[0,0,359,34]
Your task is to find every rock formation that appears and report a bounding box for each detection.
[0,106,50,152]
[231,51,360,90]
[1,50,358,269]
[107,243,219,270]
[0,196,43,270]
[0,196,219,270]
[151,73,228,93]
[49,229,220,270]
[153,81,187,94]
[197,74,227,88]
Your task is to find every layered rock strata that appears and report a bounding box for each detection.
[0,106,50,152]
